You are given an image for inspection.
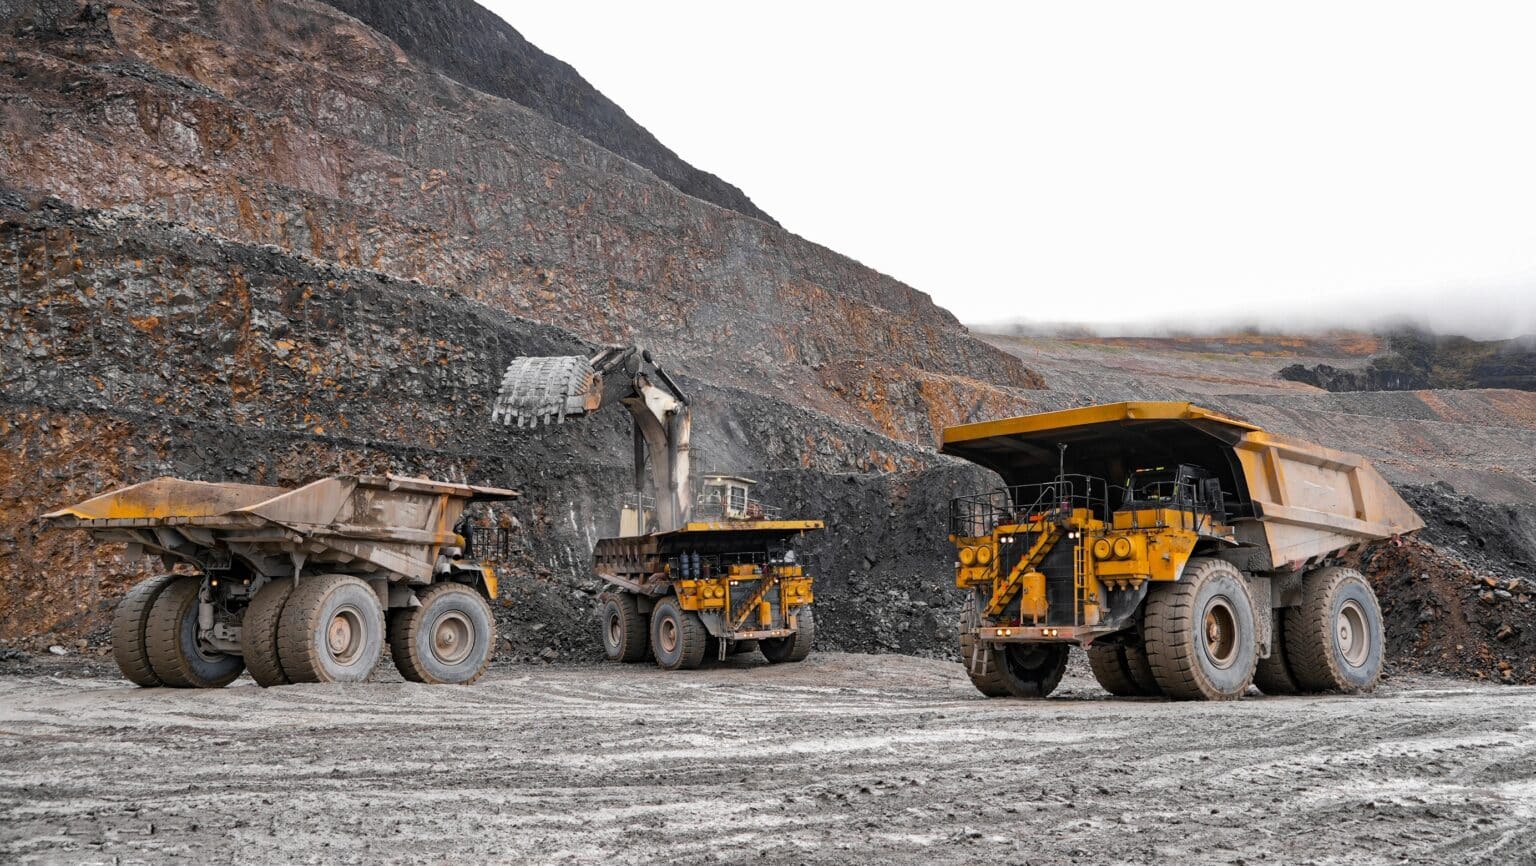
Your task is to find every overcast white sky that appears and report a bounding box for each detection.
[487,2,1536,338]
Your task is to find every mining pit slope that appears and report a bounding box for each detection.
[1,0,1534,694]
[0,0,1041,648]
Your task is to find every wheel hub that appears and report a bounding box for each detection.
[1337,599,1369,666]
[659,618,678,654]
[326,606,364,664]
[1202,596,1239,669]
[431,611,473,665]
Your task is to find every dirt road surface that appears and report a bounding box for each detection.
[2,653,1534,865]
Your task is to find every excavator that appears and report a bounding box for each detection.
[492,346,823,670]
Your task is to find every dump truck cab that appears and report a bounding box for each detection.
[943,402,1423,701]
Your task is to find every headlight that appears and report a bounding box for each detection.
[1112,537,1133,559]
[1092,538,1112,560]
[976,545,993,565]
[958,546,977,566]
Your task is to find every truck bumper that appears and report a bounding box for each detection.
[978,625,1124,647]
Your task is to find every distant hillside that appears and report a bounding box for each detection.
[1280,329,1536,392]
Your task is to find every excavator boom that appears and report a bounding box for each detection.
[492,346,692,533]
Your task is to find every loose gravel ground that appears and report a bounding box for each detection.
[2,653,1534,865]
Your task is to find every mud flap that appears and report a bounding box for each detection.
[1246,574,1273,658]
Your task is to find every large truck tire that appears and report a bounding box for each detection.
[391,583,495,685]
[964,642,1070,699]
[599,593,650,663]
[241,578,294,687]
[1253,608,1302,696]
[650,596,707,671]
[278,574,384,684]
[1284,566,1384,693]
[1122,643,1161,695]
[761,607,815,664]
[111,573,179,687]
[997,644,1069,698]
[144,577,245,689]
[1088,641,1161,697]
[729,639,759,656]
[1144,558,1257,701]
[959,600,1009,697]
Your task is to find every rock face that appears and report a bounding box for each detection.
[316,0,778,225]
[1279,329,1536,393]
[1276,361,1430,393]
[0,0,1043,648]
[0,191,990,653]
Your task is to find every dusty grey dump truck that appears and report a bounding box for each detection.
[45,474,516,688]
[942,402,1424,701]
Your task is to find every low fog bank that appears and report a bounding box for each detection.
[969,281,1534,341]
[973,312,1534,344]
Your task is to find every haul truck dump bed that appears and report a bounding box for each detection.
[941,402,1422,701]
[46,474,516,688]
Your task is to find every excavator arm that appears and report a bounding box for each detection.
[491,346,692,533]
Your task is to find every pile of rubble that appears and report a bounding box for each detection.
[1354,537,1535,685]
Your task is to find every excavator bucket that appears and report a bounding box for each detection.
[491,355,602,427]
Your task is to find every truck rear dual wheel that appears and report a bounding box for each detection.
[144,577,245,689]
[1253,608,1301,696]
[1284,567,1384,693]
[241,578,294,687]
[111,573,179,687]
[600,593,650,663]
[650,597,707,670]
[278,574,385,684]
[1087,641,1161,697]
[390,582,496,685]
[761,607,815,664]
[1144,558,1257,701]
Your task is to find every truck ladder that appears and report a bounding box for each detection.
[985,523,1062,617]
[729,572,781,631]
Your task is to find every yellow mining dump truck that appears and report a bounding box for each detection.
[590,475,822,669]
[492,346,822,669]
[45,475,516,688]
[941,402,1424,701]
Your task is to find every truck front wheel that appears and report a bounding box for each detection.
[650,597,707,671]
[1144,558,1257,700]
[278,574,384,684]
[1284,567,1384,693]
[761,607,815,664]
[391,583,496,685]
